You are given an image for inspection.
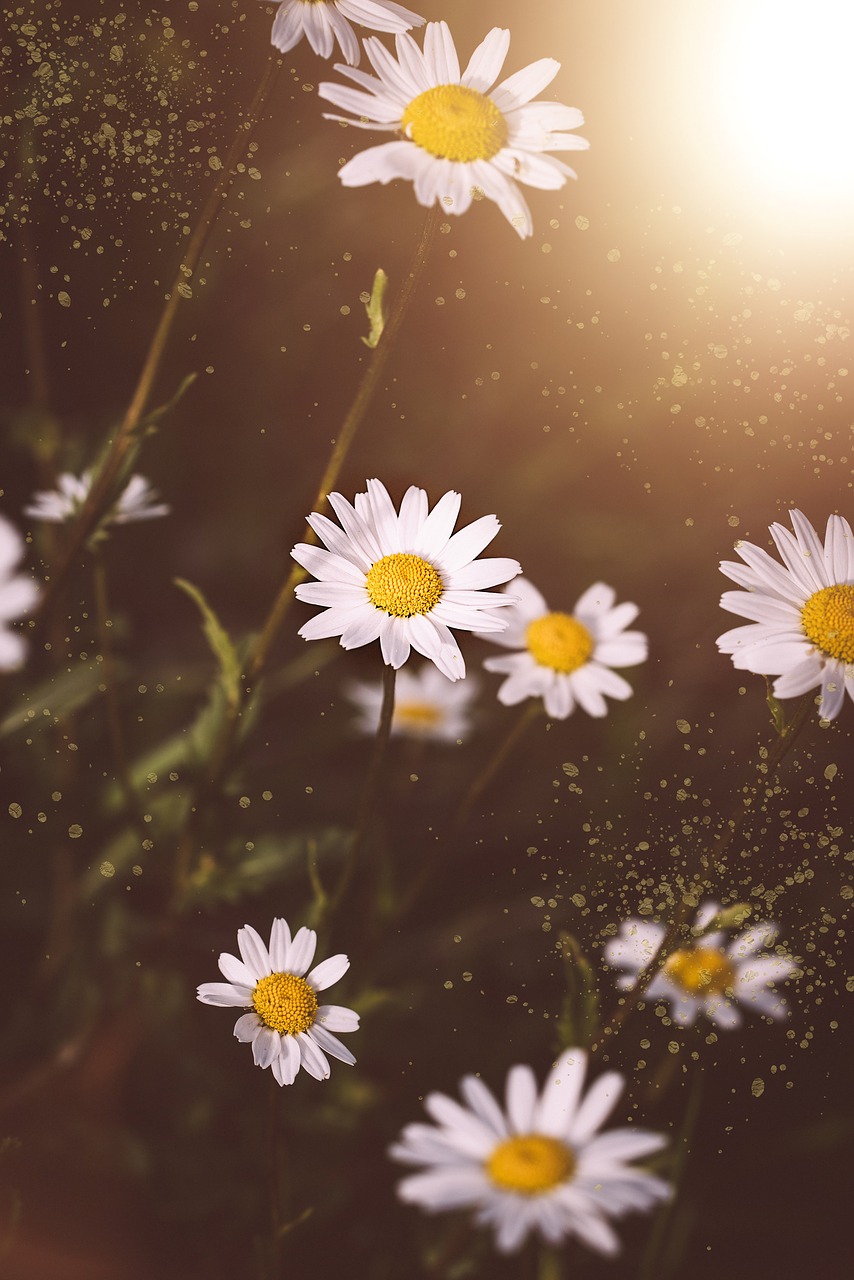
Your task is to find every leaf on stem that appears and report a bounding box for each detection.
[555,932,599,1049]
[360,268,388,349]
[174,578,241,709]
[764,676,786,737]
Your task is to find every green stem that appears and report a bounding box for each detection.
[93,550,144,830]
[454,700,541,826]
[636,1070,703,1280]
[33,54,281,623]
[322,664,397,926]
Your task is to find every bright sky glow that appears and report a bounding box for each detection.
[719,1,854,204]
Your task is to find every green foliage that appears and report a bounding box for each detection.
[360,268,388,349]
[555,932,599,1050]
[174,577,242,709]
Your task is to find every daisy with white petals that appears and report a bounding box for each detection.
[319,21,588,238]
[291,479,521,681]
[481,578,647,719]
[25,471,169,528]
[263,0,423,66]
[717,508,854,720]
[197,918,359,1085]
[0,515,39,670]
[604,901,798,1029]
[391,1048,669,1256]
[347,663,477,741]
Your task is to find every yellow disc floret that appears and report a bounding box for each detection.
[664,946,735,996]
[395,700,444,731]
[525,612,594,673]
[252,972,318,1036]
[366,552,444,618]
[401,84,509,162]
[487,1134,576,1196]
[800,583,854,663]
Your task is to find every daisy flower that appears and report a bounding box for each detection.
[347,663,477,741]
[197,918,359,1086]
[717,509,854,720]
[390,1048,669,1256]
[604,901,798,1030]
[291,478,521,682]
[263,0,423,66]
[480,578,647,719]
[318,21,589,238]
[0,515,39,670]
[25,471,169,528]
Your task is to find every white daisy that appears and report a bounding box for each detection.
[24,471,170,527]
[390,1048,669,1256]
[318,21,588,238]
[0,515,39,671]
[347,662,477,741]
[263,0,423,67]
[480,578,647,719]
[197,918,359,1086]
[717,508,854,720]
[291,478,521,682]
[604,901,798,1030]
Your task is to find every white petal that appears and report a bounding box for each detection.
[307,952,350,991]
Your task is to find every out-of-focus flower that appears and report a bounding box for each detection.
[263,0,423,66]
[291,478,520,681]
[480,578,646,719]
[390,1047,669,1255]
[197,918,359,1086]
[717,508,854,720]
[319,21,588,238]
[604,901,798,1029]
[24,472,169,527]
[0,515,38,670]
[347,663,477,740]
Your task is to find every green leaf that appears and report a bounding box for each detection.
[698,902,752,934]
[360,268,388,349]
[764,676,786,736]
[0,662,106,739]
[174,578,241,708]
[555,932,599,1050]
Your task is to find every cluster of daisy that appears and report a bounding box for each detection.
[197,890,797,1254]
[258,3,589,238]
[290,477,649,735]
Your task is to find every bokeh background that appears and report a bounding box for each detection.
[1,1,853,1276]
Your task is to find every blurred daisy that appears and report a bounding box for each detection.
[25,471,169,527]
[717,509,854,720]
[291,478,520,681]
[318,21,588,238]
[263,0,423,66]
[0,515,38,670]
[480,578,647,719]
[197,918,359,1086]
[391,1048,669,1255]
[604,901,798,1030]
[347,663,477,741]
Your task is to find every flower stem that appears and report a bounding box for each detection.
[323,663,397,926]
[33,53,281,623]
[592,692,815,1051]
[636,1069,703,1280]
[92,550,143,830]
[454,701,541,825]
[247,206,439,685]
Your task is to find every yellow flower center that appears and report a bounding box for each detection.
[664,946,735,996]
[401,84,509,162]
[487,1134,576,1196]
[252,972,318,1036]
[365,552,444,618]
[395,700,444,731]
[800,583,854,664]
[525,612,594,673]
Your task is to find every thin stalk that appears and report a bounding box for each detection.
[92,549,144,829]
[323,664,397,925]
[636,1070,703,1280]
[454,701,541,826]
[593,692,815,1051]
[33,54,281,621]
[247,206,439,684]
